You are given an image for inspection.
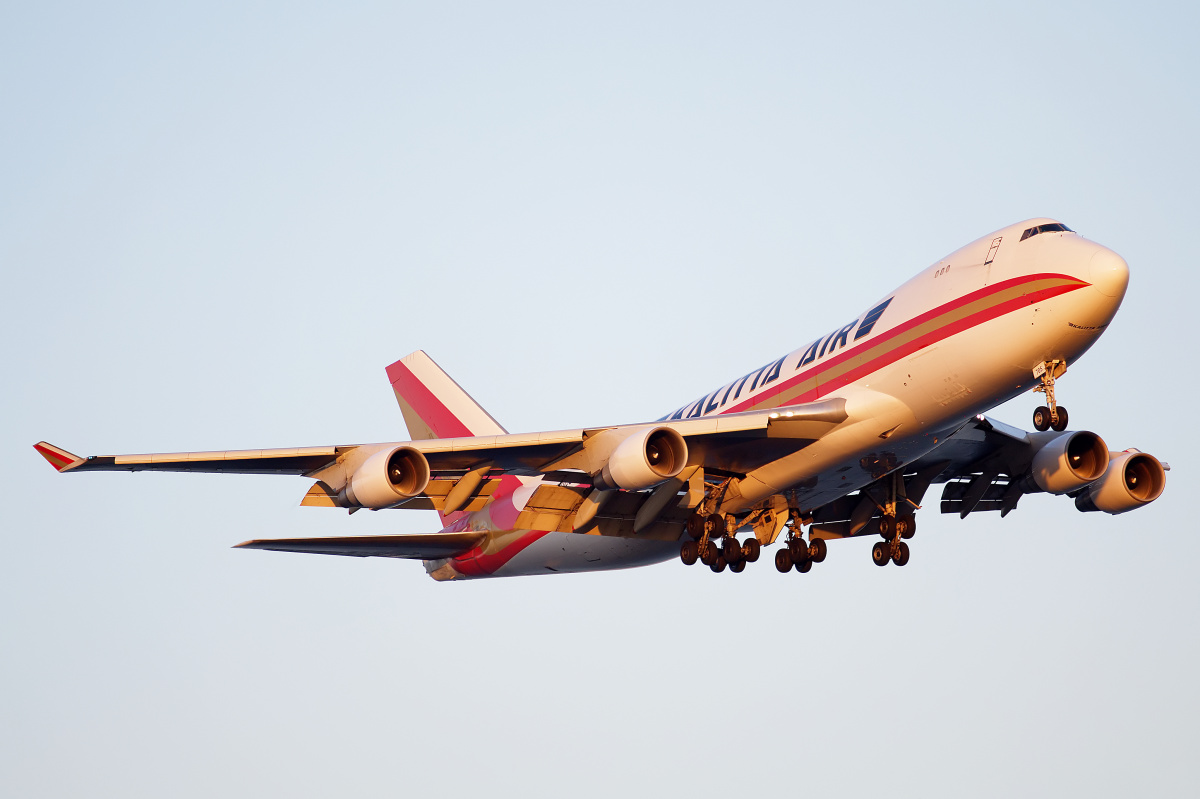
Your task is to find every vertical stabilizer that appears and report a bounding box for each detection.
[385,351,507,441]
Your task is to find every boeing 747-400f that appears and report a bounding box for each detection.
[35,218,1168,579]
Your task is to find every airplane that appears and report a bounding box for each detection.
[34,218,1168,580]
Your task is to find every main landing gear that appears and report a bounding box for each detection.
[679,513,762,574]
[872,512,915,567]
[773,534,827,575]
[1031,360,1069,432]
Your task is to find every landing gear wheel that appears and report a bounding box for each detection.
[680,541,698,565]
[710,556,727,573]
[892,540,911,567]
[775,548,793,573]
[879,515,896,539]
[795,559,813,573]
[743,537,761,563]
[686,514,705,540]
[723,536,742,563]
[788,538,809,563]
[809,538,828,563]
[1051,405,1069,432]
[700,541,718,566]
[898,517,916,540]
[729,559,746,573]
[1033,405,1052,432]
[707,514,727,537]
[872,541,890,567]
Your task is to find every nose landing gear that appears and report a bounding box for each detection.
[1032,360,1069,432]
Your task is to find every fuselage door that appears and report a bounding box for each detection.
[982,236,1002,286]
[984,236,1002,265]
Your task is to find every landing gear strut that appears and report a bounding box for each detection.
[1032,360,1069,432]
[871,471,917,568]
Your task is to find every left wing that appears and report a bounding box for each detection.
[34,398,850,513]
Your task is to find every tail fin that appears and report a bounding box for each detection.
[386,351,507,440]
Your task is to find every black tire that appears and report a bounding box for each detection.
[729,559,746,573]
[899,516,916,540]
[879,515,896,539]
[686,514,705,540]
[872,541,890,567]
[809,538,828,563]
[711,556,727,573]
[893,541,911,567]
[700,540,718,566]
[723,536,742,563]
[707,513,726,537]
[775,548,793,573]
[1033,405,1052,432]
[743,537,761,563]
[796,558,813,573]
[680,541,698,566]
[1051,405,1069,432]
[788,538,808,562]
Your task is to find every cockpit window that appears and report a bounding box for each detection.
[1020,223,1074,242]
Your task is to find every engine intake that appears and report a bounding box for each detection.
[344,446,431,509]
[1075,451,1166,514]
[594,426,688,491]
[1027,431,1109,494]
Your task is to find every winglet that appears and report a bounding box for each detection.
[33,442,86,472]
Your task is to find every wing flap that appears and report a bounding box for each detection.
[233,531,484,559]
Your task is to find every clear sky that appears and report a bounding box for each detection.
[3,2,1198,796]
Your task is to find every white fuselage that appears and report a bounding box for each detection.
[440,219,1129,579]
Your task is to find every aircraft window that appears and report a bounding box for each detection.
[854,297,893,341]
[1020,223,1074,242]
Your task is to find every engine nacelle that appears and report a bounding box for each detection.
[344,446,431,509]
[1075,450,1166,514]
[1028,431,1109,494]
[594,426,688,491]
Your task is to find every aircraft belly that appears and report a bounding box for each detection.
[491,532,678,578]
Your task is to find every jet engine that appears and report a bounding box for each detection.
[593,426,688,491]
[1075,450,1166,514]
[343,446,431,509]
[1027,430,1110,494]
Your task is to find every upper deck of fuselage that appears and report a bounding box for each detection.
[662,219,1126,422]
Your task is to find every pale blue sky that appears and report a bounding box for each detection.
[3,2,1198,796]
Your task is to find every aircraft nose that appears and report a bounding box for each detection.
[1089,247,1129,298]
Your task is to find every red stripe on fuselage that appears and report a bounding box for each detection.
[722,273,1088,414]
[385,359,474,439]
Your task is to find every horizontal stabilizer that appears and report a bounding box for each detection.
[233,531,484,559]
